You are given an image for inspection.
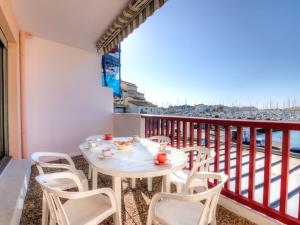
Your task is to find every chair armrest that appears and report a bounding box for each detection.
[38,162,78,175]
[32,152,76,168]
[60,188,119,210]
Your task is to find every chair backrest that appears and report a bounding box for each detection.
[36,172,85,225]
[183,146,215,174]
[147,136,171,144]
[31,152,76,175]
[185,172,228,225]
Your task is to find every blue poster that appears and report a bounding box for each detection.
[101,45,122,98]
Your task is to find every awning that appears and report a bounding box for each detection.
[96,0,167,54]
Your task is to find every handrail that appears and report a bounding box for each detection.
[142,114,300,225]
[141,114,300,130]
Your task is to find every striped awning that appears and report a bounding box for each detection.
[96,0,167,54]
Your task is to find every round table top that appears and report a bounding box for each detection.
[79,137,187,178]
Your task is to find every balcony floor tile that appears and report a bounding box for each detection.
[20,155,255,225]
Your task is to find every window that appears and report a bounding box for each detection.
[0,28,8,162]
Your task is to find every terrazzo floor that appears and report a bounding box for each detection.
[20,156,256,225]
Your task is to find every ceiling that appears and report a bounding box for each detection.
[10,0,130,52]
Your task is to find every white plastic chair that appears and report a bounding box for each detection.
[147,172,228,225]
[170,146,215,193]
[131,136,171,191]
[147,135,171,144]
[31,152,88,225]
[36,172,122,225]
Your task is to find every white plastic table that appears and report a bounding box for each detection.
[79,137,187,223]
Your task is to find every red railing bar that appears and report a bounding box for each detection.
[166,119,170,137]
[161,119,164,136]
[235,126,243,195]
[197,122,202,146]
[263,129,272,206]
[170,120,175,147]
[182,121,187,148]
[280,130,290,214]
[248,127,257,200]
[141,114,300,131]
[205,124,210,148]
[176,120,181,149]
[214,125,220,185]
[149,118,152,137]
[156,118,160,135]
[190,122,194,147]
[224,126,231,190]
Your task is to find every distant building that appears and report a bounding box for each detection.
[114,81,158,114]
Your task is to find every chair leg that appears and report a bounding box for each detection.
[114,210,122,225]
[88,165,92,179]
[210,216,217,225]
[42,194,49,225]
[49,217,56,225]
[131,178,136,188]
[147,178,153,191]
[176,183,183,193]
[146,212,153,225]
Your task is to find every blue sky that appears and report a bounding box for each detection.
[121,0,300,108]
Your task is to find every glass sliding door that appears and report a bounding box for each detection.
[0,29,8,161]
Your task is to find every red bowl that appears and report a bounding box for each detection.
[104,133,112,140]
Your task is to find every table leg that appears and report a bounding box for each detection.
[113,176,122,225]
[131,178,136,188]
[162,174,170,193]
[92,168,98,190]
[147,177,153,191]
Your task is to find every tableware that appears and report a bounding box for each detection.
[102,148,113,157]
[159,143,167,152]
[154,159,170,165]
[155,152,167,164]
[88,141,97,150]
[114,140,134,150]
[132,135,139,143]
[104,133,113,140]
[86,135,103,142]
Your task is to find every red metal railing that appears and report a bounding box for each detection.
[142,114,300,225]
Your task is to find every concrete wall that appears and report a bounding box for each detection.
[23,36,113,157]
[114,113,145,138]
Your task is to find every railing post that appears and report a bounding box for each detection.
[190,122,194,147]
[224,126,231,190]
[183,121,187,148]
[214,125,220,185]
[263,128,272,206]
[171,120,175,147]
[161,118,164,136]
[248,127,256,200]
[235,127,243,195]
[280,130,290,214]
[177,120,181,149]
[197,122,202,146]
[205,124,210,148]
[149,118,153,137]
[166,120,170,137]
[156,118,160,135]
[145,117,149,138]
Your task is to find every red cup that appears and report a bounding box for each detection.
[104,133,112,140]
[156,152,167,164]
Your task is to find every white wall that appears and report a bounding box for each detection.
[24,36,113,157]
[114,113,145,138]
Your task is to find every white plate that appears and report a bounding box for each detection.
[86,135,103,142]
